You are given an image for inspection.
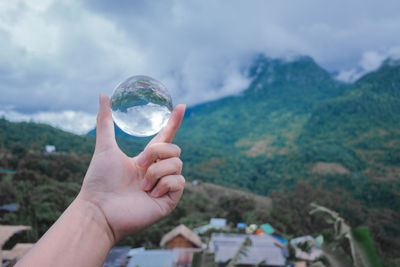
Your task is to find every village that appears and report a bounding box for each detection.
[0,146,323,267]
[0,146,382,267]
[1,207,323,267]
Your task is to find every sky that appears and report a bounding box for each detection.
[1,0,400,134]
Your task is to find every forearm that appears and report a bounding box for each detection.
[16,196,115,267]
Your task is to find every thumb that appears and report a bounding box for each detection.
[95,93,117,151]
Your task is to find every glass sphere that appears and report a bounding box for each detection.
[110,75,173,137]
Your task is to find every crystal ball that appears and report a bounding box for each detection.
[110,75,173,137]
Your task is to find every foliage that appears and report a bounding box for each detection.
[310,203,382,267]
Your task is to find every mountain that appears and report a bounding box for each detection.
[110,55,400,211]
[1,55,399,261]
[178,55,348,150]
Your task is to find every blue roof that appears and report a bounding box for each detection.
[210,218,227,228]
[271,235,288,246]
[0,203,19,212]
[237,222,246,229]
[260,223,275,235]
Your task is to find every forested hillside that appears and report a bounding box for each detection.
[113,55,400,259]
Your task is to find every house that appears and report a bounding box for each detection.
[208,233,286,266]
[0,203,19,217]
[2,243,34,262]
[0,225,31,264]
[160,224,203,249]
[237,223,246,229]
[193,218,228,234]
[103,246,130,267]
[210,218,227,228]
[127,248,201,267]
[44,145,56,153]
[260,223,275,235]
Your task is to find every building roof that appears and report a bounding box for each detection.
[0,203,19,212]
[127,249,176,267]
[160,224,202,248]
[260,223,275,235]
[254,228,266,235]
[2,243,34,261]
[103,246,130,267]
[209,233,286,266]
[127,248,201,267]
[210,218,227,228]
[193,224,214,234]
[271,235,288,246]
[0,225,31,248]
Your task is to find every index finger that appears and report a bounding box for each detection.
[147,104,186,146]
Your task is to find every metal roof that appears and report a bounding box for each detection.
[127,249,176,267]
[127,248,201,267]
[210,218,227,228]
[209,234,286,266]
[103,246,130,267]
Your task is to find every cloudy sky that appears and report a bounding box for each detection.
[1,0,400,134]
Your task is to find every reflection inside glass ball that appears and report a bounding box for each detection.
[111,75,172,137]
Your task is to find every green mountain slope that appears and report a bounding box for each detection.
[178,55,348,151]
[0,118,95,154]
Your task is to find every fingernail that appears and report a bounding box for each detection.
[99,94,105,106]
[137,153,147,167]
[141,179,151,191]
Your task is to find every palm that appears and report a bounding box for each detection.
[80,95,186,241]
[84,147,178,239]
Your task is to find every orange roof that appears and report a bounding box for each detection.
[254,228,266,235]
[160,224,202,248]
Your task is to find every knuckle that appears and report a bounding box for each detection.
[159,177,169,188]
[172,144,181,156]
[146,165,157,179]
[178,175,186,186]
[174,158,183,171]
[145,145,156,156]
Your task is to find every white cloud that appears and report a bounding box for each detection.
[335,68,364,83]
[0,109,96,134]
[360,51,386,72]
[336,47,400,82]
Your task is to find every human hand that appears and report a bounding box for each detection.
[78,94,186,243]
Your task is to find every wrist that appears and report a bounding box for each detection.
[17,194,116,267]
[74,195,116,248]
